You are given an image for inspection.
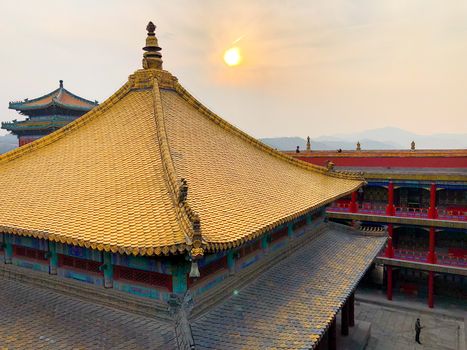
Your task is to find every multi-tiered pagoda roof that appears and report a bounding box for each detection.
[2,80,98,145]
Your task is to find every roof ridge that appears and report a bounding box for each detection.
[9,88,60,109]
[173,83,363,181]
[289,149,467,157]
[151,75,205,259]
[0,81,132,165]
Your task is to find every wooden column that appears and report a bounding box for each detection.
[4,234,12,264]
[428,183,438,219]
[349,292,355,327]
[172,261,188,295]
[48,241,58,275]
[306,213,312,225]
[341,300,349,336]
[428,271,434,308]
[387,266,393,301]
[427,227,437,264]
[261,234,269,253]
[385,224,395,258]
[103,252,113,288]
[349,191,358,213]
[227,250,235,275]
[386,181,395,216]
[287,222,294,238]
[328,317,336,350]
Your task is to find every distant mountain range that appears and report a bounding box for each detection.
[1,127,466,154]
[261,127,467,151]
[0,134,16,154]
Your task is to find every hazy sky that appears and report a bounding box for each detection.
[1,1,466,138]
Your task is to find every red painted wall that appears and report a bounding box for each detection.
[296,156,467,168]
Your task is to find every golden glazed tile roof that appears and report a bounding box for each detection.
[0,26,363,256]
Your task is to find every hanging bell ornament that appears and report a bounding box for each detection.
[189,260,200,278]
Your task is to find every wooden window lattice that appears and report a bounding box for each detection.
[237,240,261,259]
[58,254,101,273]
[13,246,48,261]
[271,227,288,242]
[113,265,172,291]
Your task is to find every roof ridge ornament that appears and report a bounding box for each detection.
[142,21,163,70]
[59,80,63,88]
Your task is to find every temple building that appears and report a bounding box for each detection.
[0,22,387,349]
[288,147,467,309]
[2,80,98,146]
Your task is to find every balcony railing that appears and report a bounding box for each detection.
[328,201,466,221]
[379,248,467,268]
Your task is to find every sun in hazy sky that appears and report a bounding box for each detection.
[223,47,242,66]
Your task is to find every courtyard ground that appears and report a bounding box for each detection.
[356,297,465,350]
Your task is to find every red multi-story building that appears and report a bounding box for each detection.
[287,146,467,308]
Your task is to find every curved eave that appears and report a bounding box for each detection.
[204,181,365,253]
[9,100,95,112]
[60,87,99,107]
[8,88,61,111]
[2,123,67,132]
[0,225,189,256]
[0,181,363,257]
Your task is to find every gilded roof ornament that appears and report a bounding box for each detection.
[142,21,163,70]
[356,141,361,151]
[411,140,416,151]
[306,136,311,151]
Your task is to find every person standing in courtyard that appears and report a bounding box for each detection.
[415,318,423,344]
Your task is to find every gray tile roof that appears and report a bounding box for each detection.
[0,278,176,349]
[0,225,385,350]
[192,227,386,350]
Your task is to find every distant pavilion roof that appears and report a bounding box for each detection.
[0,23,363,257]
[9,80,98,114]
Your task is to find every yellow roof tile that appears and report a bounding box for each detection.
[0,24,363,256]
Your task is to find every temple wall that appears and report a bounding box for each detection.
[0,209,327,301]
[111,254,172,301]
[10,235,49,273]
[189,252,229,298]
[188,209,326,298]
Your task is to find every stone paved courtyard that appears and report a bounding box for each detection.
[356,301,465,350]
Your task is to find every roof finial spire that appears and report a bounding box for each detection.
[411,140,416,151]
[306,136,311,151]
[142,21,163,70]
[59,80,63,88]
[356,141,361,151]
